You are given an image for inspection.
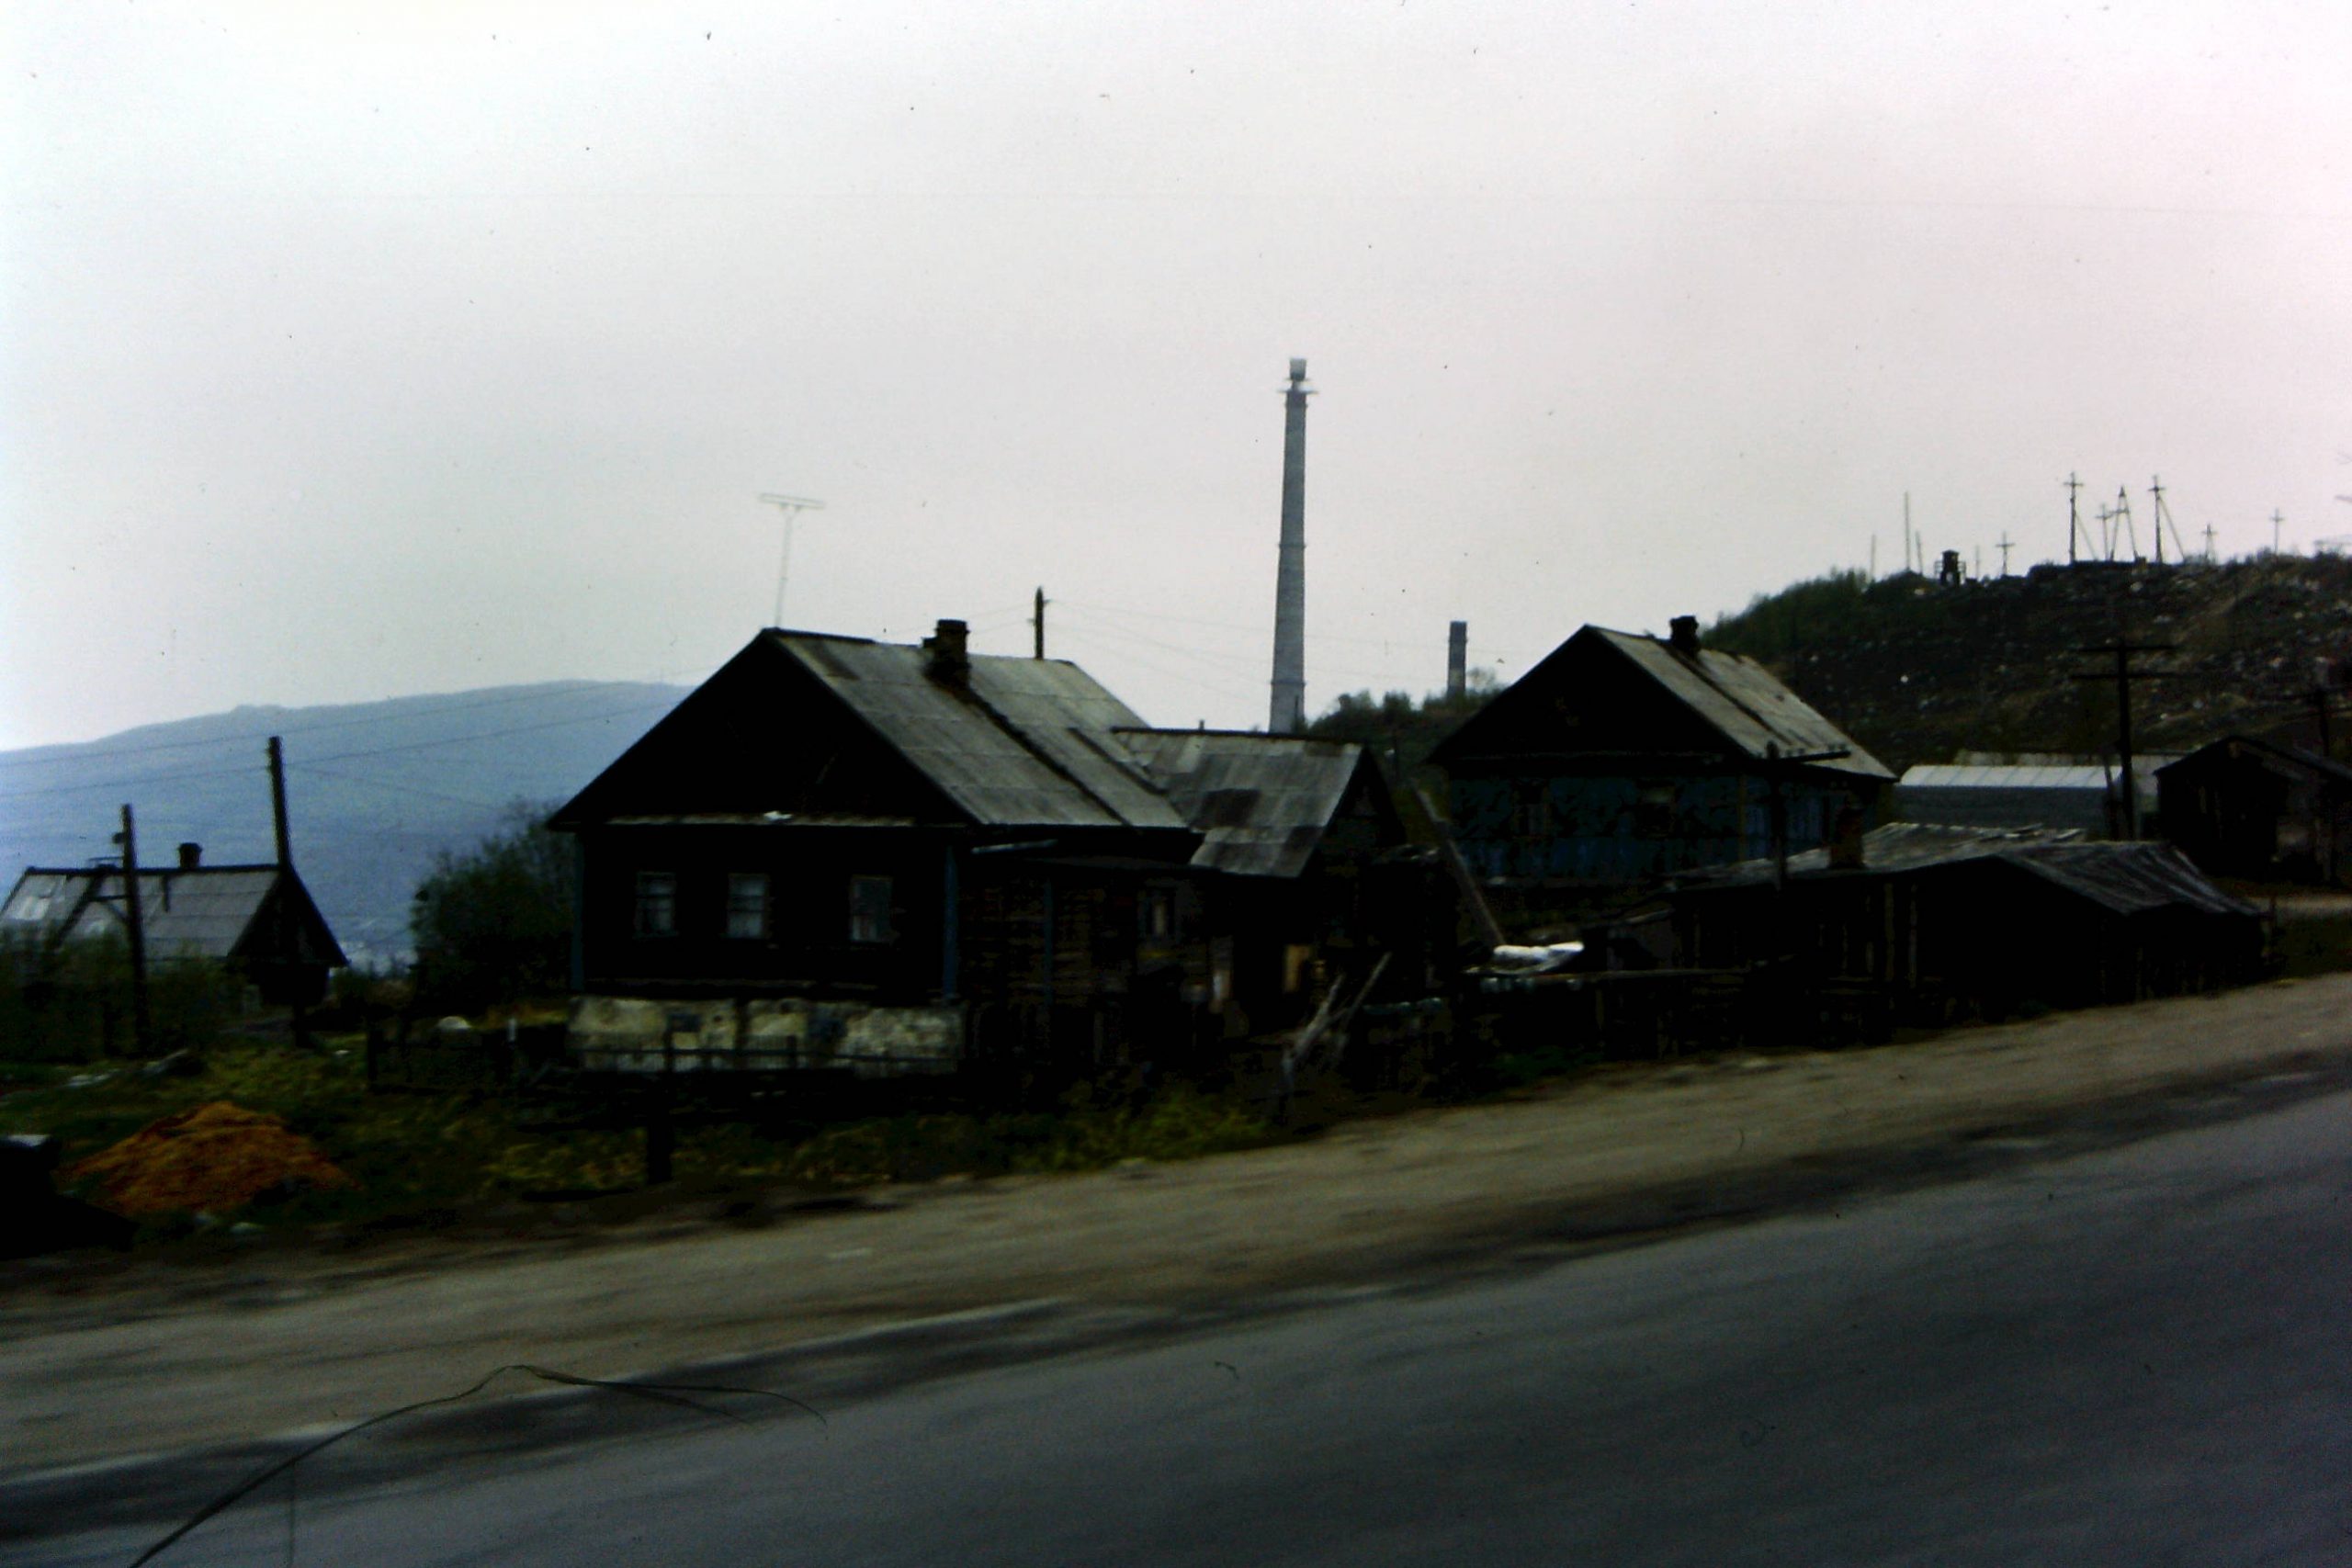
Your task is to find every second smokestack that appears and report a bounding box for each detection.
[1268,357,1311,734]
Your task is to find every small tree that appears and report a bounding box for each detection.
[410,804,575,1015]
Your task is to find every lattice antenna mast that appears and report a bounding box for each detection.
[2150,476,2188,564]
[2112,487,2140,562]
[757,493,826,627]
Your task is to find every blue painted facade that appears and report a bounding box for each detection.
[1451,772,1855,882]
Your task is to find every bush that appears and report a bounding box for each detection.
[410,804,574,1014]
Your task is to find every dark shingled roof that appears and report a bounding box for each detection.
[1589,628,1894,780]
[555,629,1383,880]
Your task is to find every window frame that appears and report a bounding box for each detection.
[847,874,894,945]
[632,871,678,938]
[725,872,771,941]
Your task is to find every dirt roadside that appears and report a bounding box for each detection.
[6,972,2352,1475]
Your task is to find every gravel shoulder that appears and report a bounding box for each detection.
[7,973,2352,1474]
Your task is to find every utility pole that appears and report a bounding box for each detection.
[2070,639,2180,840]
[1032,587,1046,660]
[2064,472,2083,566]
[267,736,293,871]
[2201,524,2217,563]
[115,804,151,1055]
[1997,532,2015,577]
[1760,742,1853,891]
[2113,487,2140,562]
[2150,476,2186,564]
[756,493,825,627]
[2272,509,2285,556]
[267,735,311,1048]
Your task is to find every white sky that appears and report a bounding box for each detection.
[6,1,2348,749]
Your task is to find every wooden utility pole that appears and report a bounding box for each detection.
[116,804,152,1055]
[1032,587,1046,660]
[267,736,293,870]
[2272,509,2285,555]
[2201,524,2217,563]
[2070,639,2180,840]
[2064,472,2084,566]
[1760,742,1853,891]
[1996,533,2014,577]
[266,735,311,1047]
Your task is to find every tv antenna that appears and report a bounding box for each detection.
[757,493,825,627]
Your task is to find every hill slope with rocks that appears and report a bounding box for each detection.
[1704,556,2352,773]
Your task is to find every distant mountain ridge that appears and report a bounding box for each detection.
[0,681,690,964]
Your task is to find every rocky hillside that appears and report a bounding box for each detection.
[1706,556,2352,773]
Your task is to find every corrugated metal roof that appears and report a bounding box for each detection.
[0,865,348,964]
[775,634,1186,830]
[1116,730,1367,878]
[1595,629,1894,781]
[2006,842,2257,919]
[1902,763,2136,792]
[1681,822,2253,919]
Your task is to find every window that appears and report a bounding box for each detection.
[633,872,677,937]
[848,874,894,944]
[1140,886,1178,942]
[726,873,770,940]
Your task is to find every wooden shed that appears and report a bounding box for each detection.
[2156,735,2352,886]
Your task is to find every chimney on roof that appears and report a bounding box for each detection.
[924,617,970,682]
[1446,621,1467,701]
[1668,615,1701,657]
[177,842,201,871]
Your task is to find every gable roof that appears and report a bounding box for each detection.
[1,864,348,966]
[1114,730,1381,878]
[552,629,1386,876]
[781,633,1186,830]
[1432,624,1890,780]
[1586,628,1894,779]
[2155,733,2352,790]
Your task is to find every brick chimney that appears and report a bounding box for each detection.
[923,617,970,682]
[1668,615,1701,657]
[176,842,202,871]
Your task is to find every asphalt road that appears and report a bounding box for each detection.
[24,1084,2352,1567]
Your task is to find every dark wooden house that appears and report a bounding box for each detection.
[547,620,1428,1080]
[1430,617,1894,886]
[0,845,347,1005]
[2156,736,2352,886]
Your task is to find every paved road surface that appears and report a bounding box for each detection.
[21,1086,2352,1566]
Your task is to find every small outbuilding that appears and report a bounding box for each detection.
[2156,735,2352,886]
[0,848,347,1005]
[1667,822,2261,1021]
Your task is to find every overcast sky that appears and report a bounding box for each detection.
[6,1,2347,750]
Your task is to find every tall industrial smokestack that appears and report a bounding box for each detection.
[1269,357,1312,734]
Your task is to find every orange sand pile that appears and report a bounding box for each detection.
[68,1101,355,1217]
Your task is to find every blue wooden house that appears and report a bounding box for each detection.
[1430,617,1894,886]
